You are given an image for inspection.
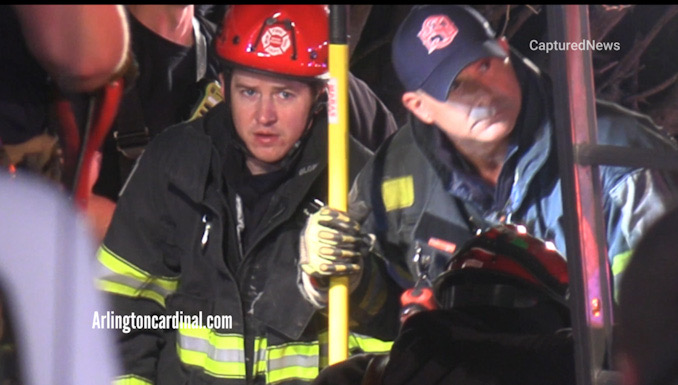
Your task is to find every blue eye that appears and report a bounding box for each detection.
[280,91,293,99]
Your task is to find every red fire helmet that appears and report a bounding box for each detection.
[215,5,329,80]
[434,224,570,310]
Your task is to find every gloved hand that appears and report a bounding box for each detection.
[300,205,374,277]
[298,205,375,307]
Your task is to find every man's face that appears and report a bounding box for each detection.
[228,69,316,173]
[416,54,522,146]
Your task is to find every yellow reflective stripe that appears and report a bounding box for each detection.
[268,366,318,384]
[113,374,152,385]
[611,250,633,277]
[176,326,246,379]
[253,336,268,376]
[267,341,319,384]
[382,175,415,211]
[179,326,245,349]
[349,333,393,354]
[97,280,167,308]
[95,245,179,307]
[318,331,393,367]
[318,332,329,368]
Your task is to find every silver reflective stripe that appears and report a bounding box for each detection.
[176,328,247,379]
[97,262,175,298]
[178,333,246,363]
[253,337,268,376]
[267,354,318,372]
[95,245,178,307]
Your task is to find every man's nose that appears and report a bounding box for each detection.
[257,97,277,124]
[459,80,493,104]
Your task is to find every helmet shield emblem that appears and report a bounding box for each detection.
[262,25,291,56]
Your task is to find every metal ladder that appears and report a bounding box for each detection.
[547,5,678,385]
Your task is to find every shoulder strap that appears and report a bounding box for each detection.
[113,84,149,160]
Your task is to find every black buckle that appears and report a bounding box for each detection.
[114,127,150,159]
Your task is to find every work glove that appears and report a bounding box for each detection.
[298,205,375,307]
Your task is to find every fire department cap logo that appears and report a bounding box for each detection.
[261,26,291,56]
[417,15,458,54]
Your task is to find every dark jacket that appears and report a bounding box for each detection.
[349,53,678,295]
[96,103,400,385]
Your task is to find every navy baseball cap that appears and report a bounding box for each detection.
[392,5,508,102]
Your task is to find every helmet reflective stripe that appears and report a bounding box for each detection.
[95,245,178,307]
[177,327,247,379]
[112,375,153,385]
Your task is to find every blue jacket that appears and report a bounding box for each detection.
[349,54,678,297]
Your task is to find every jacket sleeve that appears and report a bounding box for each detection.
[605,167,678,298]
[95,141,181,384]
[344,159,406,341]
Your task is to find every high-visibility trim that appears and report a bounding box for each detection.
[318,331,393,368]
[611,249,633,277]
[253,336,268,377]
[95,245,179,307]
[113,374,153,385]
[348,332,393,354]
[176,327,391,383]
[382,176,415,211]
[267,341,319,384]
[318,332,329,369]
[176,326,246,379]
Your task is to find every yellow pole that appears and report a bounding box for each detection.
[327,4,349,364]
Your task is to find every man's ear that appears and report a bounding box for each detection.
[218,72,229,103]
[497,37,510,54]
[402,91,434,125]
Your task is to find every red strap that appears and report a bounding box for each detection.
[73,79,125,210]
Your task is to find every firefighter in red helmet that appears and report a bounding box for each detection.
[95,5,399,384]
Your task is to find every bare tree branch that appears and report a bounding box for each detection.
[589,4,633,41]
[599,5,678,92]
[625,72,678,105]
[505,5,542,39]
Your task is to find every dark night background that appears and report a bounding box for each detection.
[200,5,678,136]
[348,5,678,135]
